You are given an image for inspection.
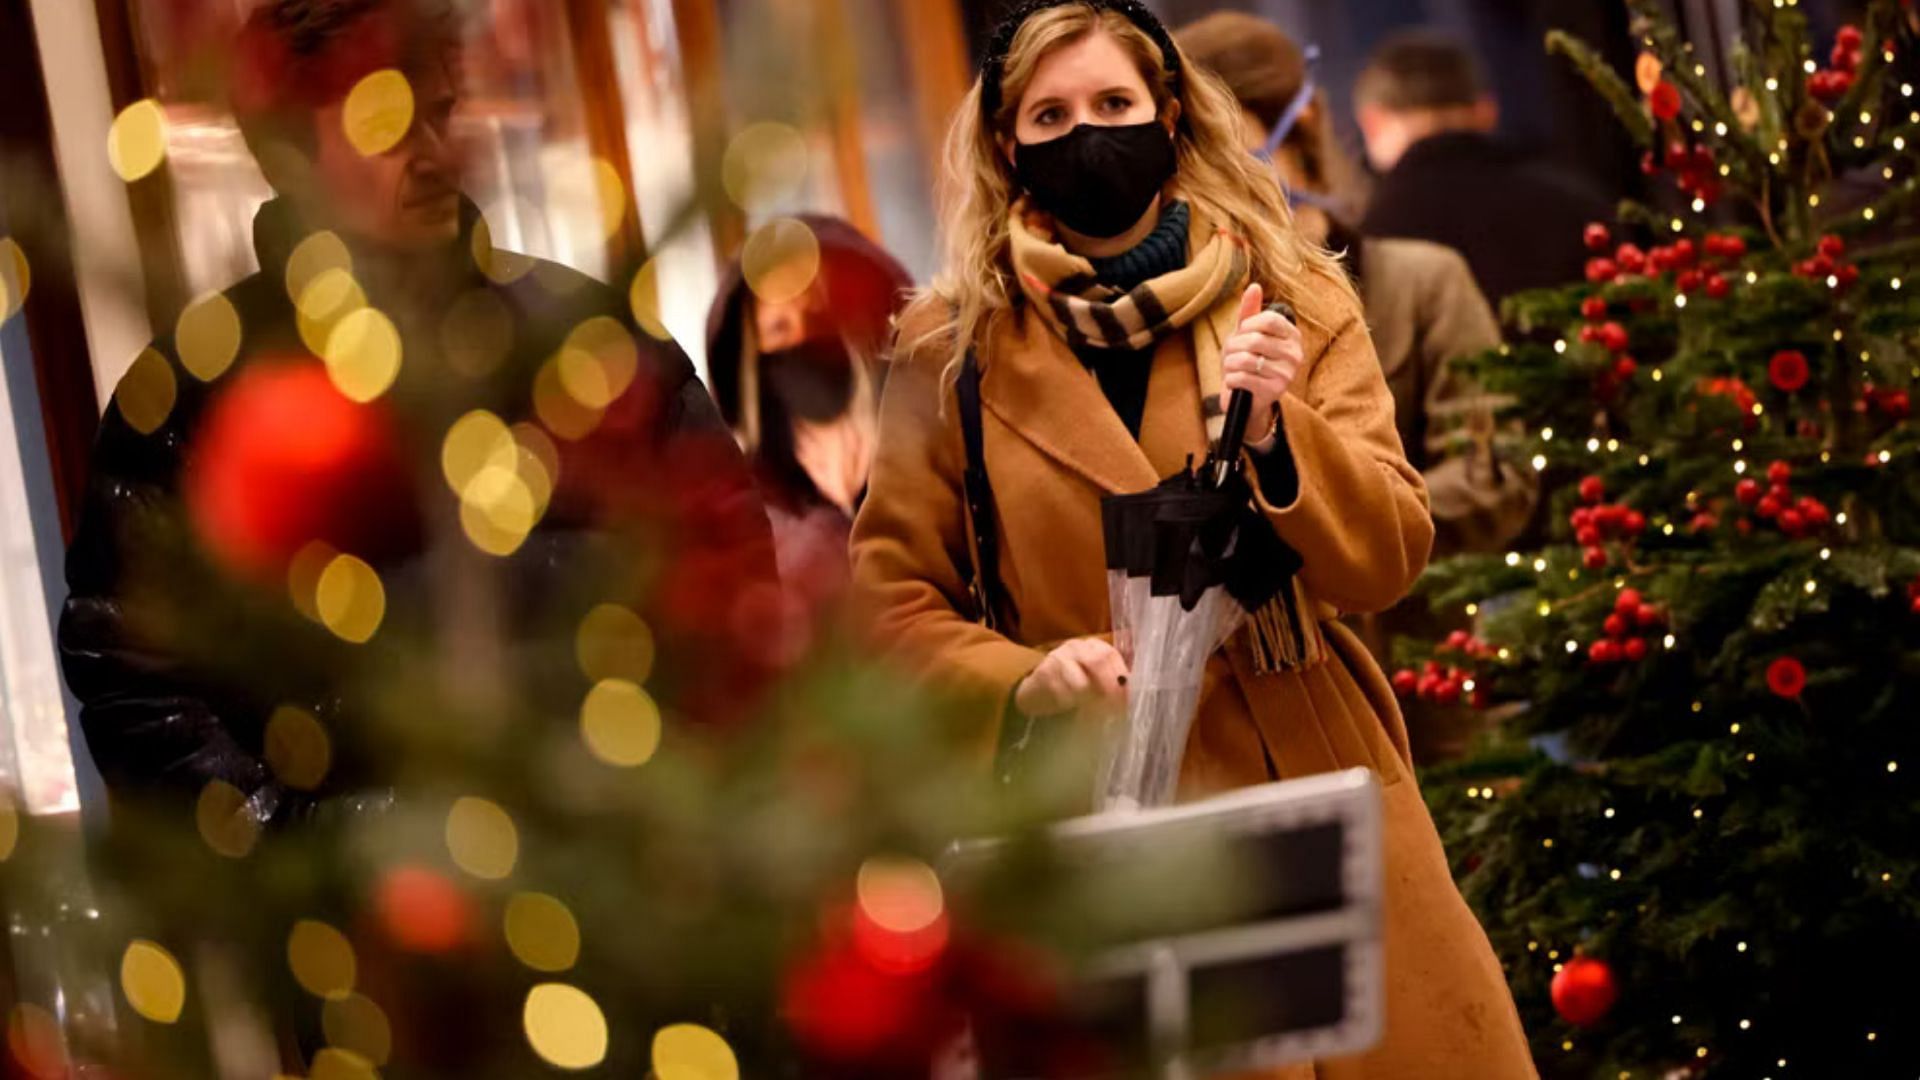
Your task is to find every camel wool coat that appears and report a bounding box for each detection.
[850,258,1534,1077]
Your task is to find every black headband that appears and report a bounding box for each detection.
[979,0,1183,121]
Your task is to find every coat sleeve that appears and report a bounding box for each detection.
[848,314,1046,737]
[1245,293,1436,615]
[1413,249,1538,554]
[57,356,286,818]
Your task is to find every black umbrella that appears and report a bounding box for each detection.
[1096,308,1302,810]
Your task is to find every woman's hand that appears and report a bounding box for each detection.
[1014,637,1129,718]
[1220,283,1303,449]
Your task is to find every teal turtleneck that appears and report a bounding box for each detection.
[1077,201,1191,438]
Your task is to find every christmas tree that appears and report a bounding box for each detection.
[1395,0,1920,1075]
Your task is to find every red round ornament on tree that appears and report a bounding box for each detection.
[1736,479,1761,505]
[183,360,417,577]
[1649,80,1682,120]
[1392,669,1419,697]
[1551,956,1619,1027]
[1583,223,1613,252]
[1579,475,1606,504]
[1586,258,1619,284]
[374,864,475,955]
[1767,656,1807,698]
[1624,637,1648,662]
[1706,274,1729,299]
[1581,295,1609,321]
[1769,350,1810,393]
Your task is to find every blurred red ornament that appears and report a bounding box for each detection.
[1882,390,1910,419]
[1649,80,1683,120]
[1615,356,1639,380]
[1583,546,1609,571]
[183,360,416,577]
[1767,460,1792,484]
[1586,258,1619,284]
[1579,475,1606,504]
[1779,508,1806,536]
[1640,150,1661,176]
[783,940,949,1066]
[1615,588,1643,613]
[1756,495,1782,520]
[1836,24,1863,50]
[374,865,474,955]
[1551,956,1619,1027]
[1624,637,1648,662]
[1392,669,1419,696]
[1831,43,1862,72]
[1589,639,1620,664]
[1622,509,1647,533]
[1581,295,1609,321]
[1767,656,1807,698]
[1769,350,1810,393]
[1706,274,1730,299]
[1615,244,1647,274]
[1583,223,1613,252]
[1672,238,1698,267]
[1735,478,1762,505]
[1818,234,1846,259]
[1598,322,1630,352]
[1676,268,1704,294]
[1603,613,1628,639]
[1690,512,1718,532]
[1432,678,1462,706]
[1835,264,1859,290]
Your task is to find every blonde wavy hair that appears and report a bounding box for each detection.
[903,2,1353,377]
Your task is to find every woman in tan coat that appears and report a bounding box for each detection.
[850,1,1534,1074]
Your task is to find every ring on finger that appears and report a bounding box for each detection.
[1256,355,1267,375]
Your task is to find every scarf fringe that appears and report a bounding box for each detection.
[1247,577,1326,675]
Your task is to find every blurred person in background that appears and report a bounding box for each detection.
[1177,11,1534,565]
[706,216,913,598]
[1355,29,1612,305]
[59,0,772,824]
[851,0,1532,1071]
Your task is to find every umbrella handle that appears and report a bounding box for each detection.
[1210,302,1295,489]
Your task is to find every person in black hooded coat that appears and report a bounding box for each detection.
[59,0,773,825]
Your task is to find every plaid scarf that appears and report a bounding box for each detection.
[1010,199,1251,448]
[1009,200,1325,674]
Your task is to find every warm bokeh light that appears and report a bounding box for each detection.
[441,410,515,493]
[556,316,640,410]
[855,855,945,934]
[315,554,386,644]
[297,268,370,357]
[523,984,609,1070]
[107,99,169,182]
[441,288,516,377]
[505,892,582,973]
[286,232,353,306]
[373,864,474,954]
[321,993,393,1067]
[343,70,416,157]
[575,603,655,684]
[288,541,339,622]
[175,292,244,382]
[120,940,187,1024]
[722,121,809,212]
[263,705,332,791]
[742,218,821,305]
[309,1047,379,1080]
[0,236,30,321]
[446,797,519,880]
[593,158,628,239]
[534,354,606,440]
[580,679,663,768]
[628,260,671,341]
[195,780,260,858]
[652,1023,740,1080]
[323,307,403,401]
[459,468,539,556]
[287,920,357,1000]
[6,1003,68,1078]
[117,347,178,435]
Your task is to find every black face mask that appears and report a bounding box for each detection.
[759,338,856,423]
[1014,121,1177,239]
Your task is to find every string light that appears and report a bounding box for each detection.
[1465,603,1479,616]
[1609,868,1622,880]
[1542,838,1555,849]
[1651,368,1664,382]
[1820,548,1831,560]
[1672,1015,1683,1024]
[1692,197,1706,212]
[1554,339,1568,354]
[1586,437,1600,452]
[1506,552,1522,567]
[1693,808,1705,818]
[1692,701,1703,713]
[1539,601,1552,616]
[1809,194,1821,208]
[1714,121,1727,136]
[1541,426,1555,441]
[1566,640,1579,654]
[1604,807,1616,818]
[1890,761,1900,773]
[1746,271,1759,284]
[1532,454,1547,471]
[1731,722,1742,734]
[1691,119,1705,133]
[1535,558,1549,572]
[1676,293,1688,308]
[1766,78,1779,91]
[1671,218,1685,233]
[1664,633,1676,649]
[1803,60,1817,74]
[1804,580,1817,594]
[1737,941,1749,952]
[1735,460,1748,474]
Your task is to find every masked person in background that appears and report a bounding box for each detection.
[1177,14,1536,759]
[850,1,1533,1072]
[706,216,913,599]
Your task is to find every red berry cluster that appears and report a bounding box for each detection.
[1585,229,1741,299]
[1698,375,1760,431]
[1809,25,1864,102]
[1732,460,1831,538]
[1572,475,1646,570]
[1862,384,1913,420]
[1392,642,1493,709]
[1587,588,1664,665]
[1792,234,1858,290]
[1639,139,1722,205]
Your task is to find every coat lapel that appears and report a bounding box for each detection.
[982,307,1163,495]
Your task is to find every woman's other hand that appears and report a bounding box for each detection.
[1221,283,1303,449]
[1014,637,1129,717]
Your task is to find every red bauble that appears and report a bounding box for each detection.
[1912,595,1920,615]
[1570,507,1594,530]
[1583,223,1613,252]
[1599,322,1630,352]
[1551,957,1619,1027]
[1586,258,1620,284]
[1767,459,1792,485]
[1690,512,1719,532]
[1615,244,1648,274]
[1622,509,1647,534]
[1756,495,1782,520]
[1615,588,1644,614]
[1576,525,1602,547]
[1581,295,1609,321]
[1806,252,1837,279]
[1649,80,1683,120]
[1676,268,1704,294]
[183,361,416,577]
[1432,678,1463,706]
[1589,639,1620,664]
[1836,264,1860,290]
[1799,497,1830,528]
[1883,390,1912,419]
[1579,475,1607,504]
[1735,478,1762,505]
[783,940,947,1065]
[1635,603,1663,628]
[1832,42,1861,73]
[1836,24,1863,50]
[374,865,475,955]
[1672,238,1698,267]
[1769,350,1811,393]
[1706,274,1730,299]
[1603,613,1628,639]
[1779,508,1806,536]
[1818,234,1847,259]
[1812,69,1854,101]
[1624,637,1648,662]
[1583,545,1609,571]
[1640,150,1661,176]
[1392,669,1419,697]
[1767,656,1807,698]
[1445,629,1472,651]
[1767,482,1791,505]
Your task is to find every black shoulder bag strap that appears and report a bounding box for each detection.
[957,344,1011,632]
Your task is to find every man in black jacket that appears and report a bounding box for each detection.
[1355,30,1613,306]
[59,0,773,825]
